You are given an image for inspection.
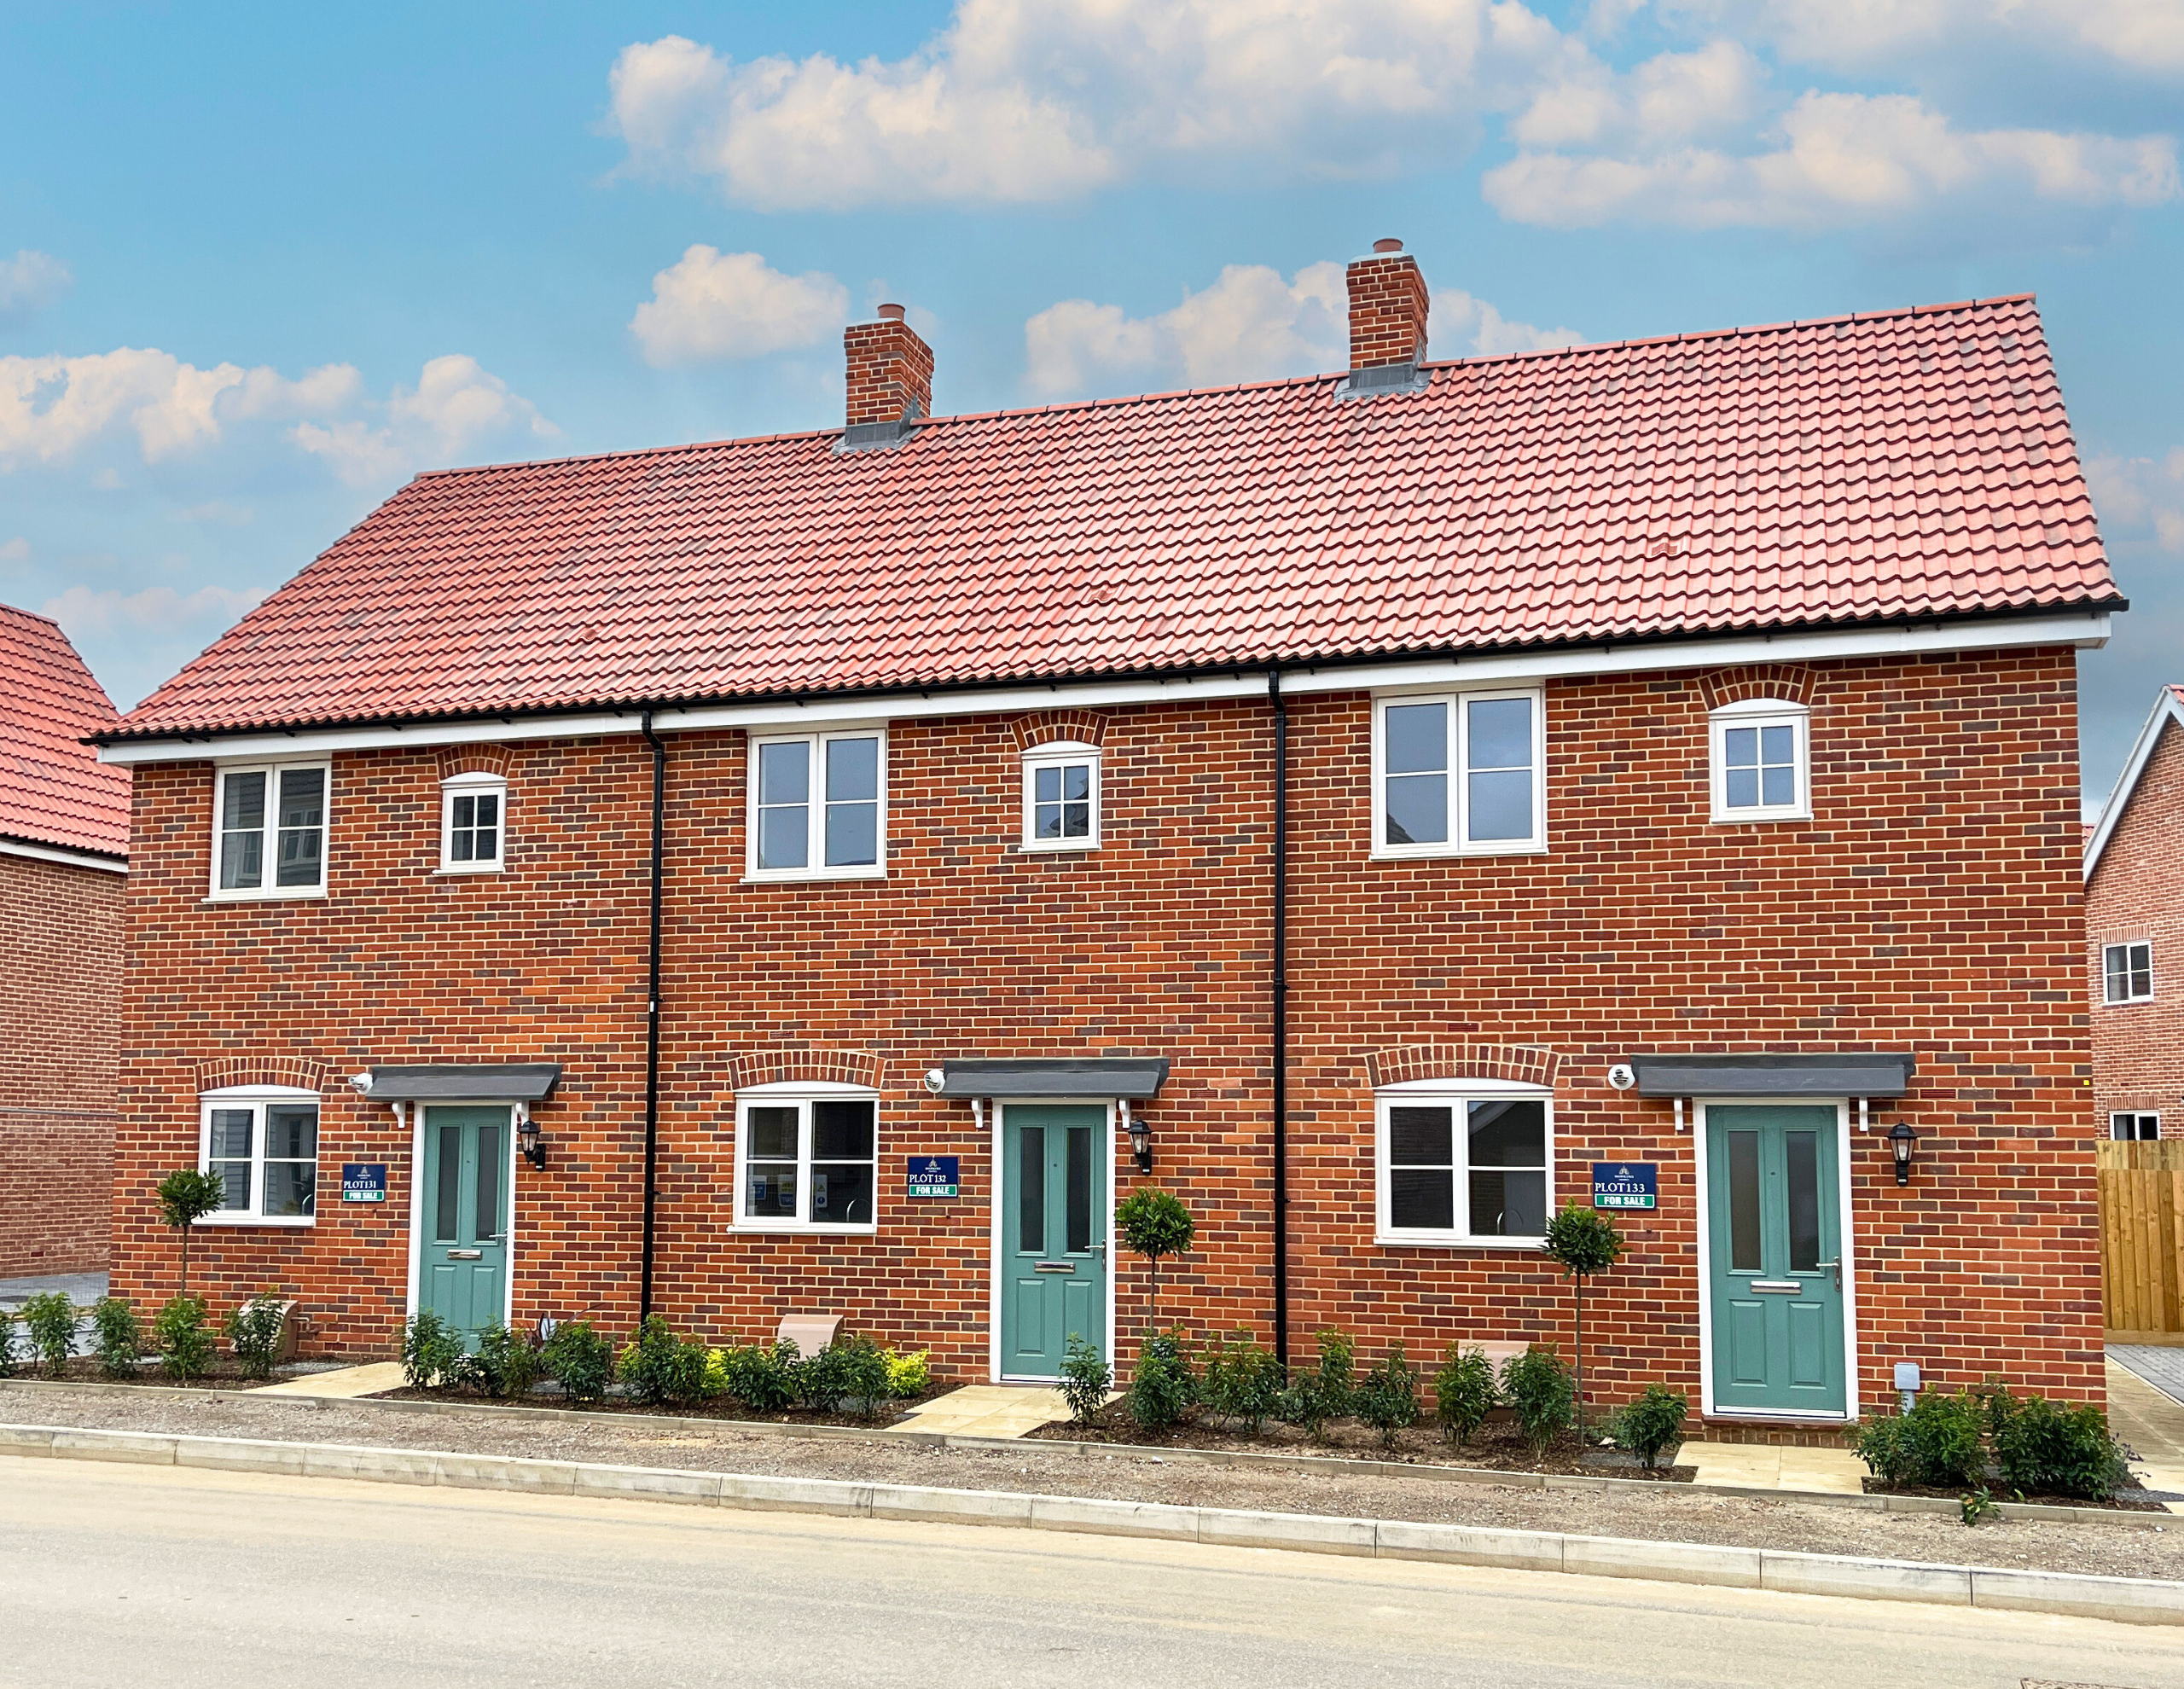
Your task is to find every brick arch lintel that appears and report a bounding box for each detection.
[727,1048,885,1092]
[1363,1043,1560,1090]
[1699,664,1815,711]
[195,1054,333,1094]
[1013,709,1109,752]
[438,745,513,780]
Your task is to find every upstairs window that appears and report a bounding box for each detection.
[440,772,507,873]
[1710,699,1809,822]
[748,729,886,879]
[1373,690,1545,857]
[1021,740,1101,850]
[212,763,328,897]
[199,1087,319,1223]
[2112,1111,2162,1141]
[1375,1085,1553,1245]
[734,1087,880,1231]
[2106,941,2154,1004]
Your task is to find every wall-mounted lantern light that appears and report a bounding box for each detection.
[518,1106,546,1170]
[1888,1119,1916,1187]
[1122,1100,1152,1174]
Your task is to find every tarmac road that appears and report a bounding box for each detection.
[3,1454,2182,1688]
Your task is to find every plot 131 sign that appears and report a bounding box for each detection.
[1591,1162,1658,1210]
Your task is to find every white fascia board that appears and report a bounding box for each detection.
[0,837,128,874]
[96,610,2111,765]
[2085,686,2184,880]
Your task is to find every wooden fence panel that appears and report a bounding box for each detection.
[2099,1142,2184,1336]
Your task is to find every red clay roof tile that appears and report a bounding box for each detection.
[0,607,130,856]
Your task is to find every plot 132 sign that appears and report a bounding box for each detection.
[1591,1162,1658,1210]
[907,1157,961,1199]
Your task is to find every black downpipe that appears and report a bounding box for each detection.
[1269,670,1290,1370]
[639,711,667,1322]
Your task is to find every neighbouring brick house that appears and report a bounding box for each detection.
[100,246,2123,1433]
[0,606,130,1277]
[2086,686,2184,1145]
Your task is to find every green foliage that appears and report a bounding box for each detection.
[1125,1329,1197,1431]
[1855,1388,1987,1489]
[542,1319,613,1404]
[1313,1328,1356,1419]
[883,1348,931,1399]
[835,1333,895,1421]
[20,1291,77,1376]
[1060,1332,1113,1426]
[1201,1329,1284,1435]
[1611,1385,1689,1470]
[224,1293,288,1380]
[0,1309,18,1378]
[787,1338,855,1410]
[1432,1344,1497,1447]
[154,1168,229,1296]
[1354,1343,1421,1448]
[1542,1204,1627,1277]
[1115,1187,1196,1328]
[401,1309,465,1390]
[1960,1486,1998,1525]
[714,1341,799,1413]
[617,1315,718,1409]
[1994,1394,2130,1500]
[91,1297,143,1378]
[154,1296,215,1382]
[472,1321,541,1400]
[1500,1345,1576,1451]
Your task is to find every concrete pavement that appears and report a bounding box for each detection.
[6,1454,2184,1688]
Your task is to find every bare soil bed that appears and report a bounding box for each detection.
[2,1384,2180,1581]
[369,1384,950,1428]
[1860,1474,2167,1512]
[4,1359,288,1390]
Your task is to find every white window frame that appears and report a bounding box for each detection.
[2111,1111,2163,1141]
[197,1084,321,1227]
[208,761,331,900]
[1374,1077,1554,1248]
[744,727,888,882]
[1710,698,1811,823]
[2105,940,2154,1005]
[439,771,508,874]
[731,1081,881,1233]
[1371,688,1547,859]
[1019,740,1101,851]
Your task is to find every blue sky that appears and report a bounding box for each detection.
[2,1,2178,810]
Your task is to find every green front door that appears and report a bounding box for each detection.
[1705,1105,1847,1416]
[999,1105,1108,1379]
[419,1105,511,1348]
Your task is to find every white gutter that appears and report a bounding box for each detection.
[0,837,128,874]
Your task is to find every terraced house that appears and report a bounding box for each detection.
[99,242,2123,1436]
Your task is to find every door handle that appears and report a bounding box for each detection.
[1033,1262,1076,1274]
[446,1249,483,1261]
[1817,1257,1840,1291]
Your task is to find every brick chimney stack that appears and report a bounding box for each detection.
[1346,239,1429,370]
[844,305,933,428]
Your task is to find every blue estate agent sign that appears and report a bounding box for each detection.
[340,1163,388,1204]
[1591,1162,1658,1211]
[907,1156,961,1199]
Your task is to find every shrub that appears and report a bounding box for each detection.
[225,1293,288,1380]
[1995,1394,2130,1500]
[20,1291,77,1376]
[618,1315,717,1409]
[1542,1204,1625,1438]
[1126,1329,1196,1431]
[0,1309,17,1378]
[833,1333,895,1421]
[1060,1332,1112,1426]
[1115,1187,1196,1330]
[1313,1327,1356,1419]
[473,1321,541,1400]
[788,1338,854,1411]
[1275,1373,1333,1440]
[712,1340,794,1412]
[154,1168,229,1298]
[1855,1388,1986,1489]
[154,1296,216,1383]
[542,1319,613,1404]
[1201,1330,1284,1435]
[884,1348,932,1399]
[1432,1344,1496,1447]
[1354,1343,1420,1448]
[400,1309,464,1390]
[1501,1345,1576,1451]
[91,1297,143,1378]
[1612,1385,1689,1470]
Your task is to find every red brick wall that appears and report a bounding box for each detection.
[110,646,2100,1413]
[0,850,123,1275]
[2089,714,2183,1139]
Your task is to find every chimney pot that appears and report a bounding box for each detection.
[876,303,907,322]
[1345,239,1429,373]
[843,306,934,432]
[1372,238,1403,254]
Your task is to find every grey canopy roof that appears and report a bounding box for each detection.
[358,1063,563,1102]
[1631,1053,1914,1099]
[934,1058,1169,1100]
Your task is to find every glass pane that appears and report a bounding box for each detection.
[1385,772,1447,845]
[1018,1127,1046,1255]
[278,767,325,827]
[219,771,265,890]
[748,1163,798,1216]
[474,792,499,829]
[813,1101,874,1159]
[276,768,326,887]
[1724,725,1756,769]
[1471,1169,1546,1237]
[264,1106,317,1160]
[1061,765,1089,802]
[758,740,809,805]
[207,1109,254,1159]
[1384,703,1446,775]
[810,1162,872,1224]
[824,799,878,866]
[222,770,266,831]
[1467,768,1532,842]
[1066,1126,1092,1253]
[1728,1130,1762,1274]
[476,1123,502,1240]
[1035,765,1061,804]
[1036,803,1063,839]
[1726,766,1759,808]
[1760,724,1793,764]
[745,1106,799,1159]
[435,1125,461,1243]
[758,804,808,870]
[1062,802,1089,838]
[825,736,879,803]
[212,1161,250,1210]
[1761,763,1794,806]
[1391,1168,1454,1230]
[1786,1130,1820,1273]
[453,794,476,830]
[1388,1106,1452,1167]
[264,1162,316,1218]
[1467,697,1532,771]
[1468,1100,1545,1167]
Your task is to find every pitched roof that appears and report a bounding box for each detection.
[0,607,130,857]
[113,293,2120,742]
[2085,684,2184,879]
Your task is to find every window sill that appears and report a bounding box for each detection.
[1369,843,1547,862]
[435,864,506,876]
[742,867,888,885]
[193,1216,317,1229]
[2103,997,2156,1008]
[203,889,328,904]
[1375,1233,1545,1251]
[1710,809,1812,826]
[1015,840,1100,855]
[731,1222,880,1236]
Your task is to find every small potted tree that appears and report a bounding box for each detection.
[1114,1187,1194,1334]
[155,1168,229,1299]
[1542,1202,1625,1442]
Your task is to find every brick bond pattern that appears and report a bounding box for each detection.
[2089,716,2183,1138]
[110,649,2101,1414]
[1345,251,1430,369]
[0,852,122,1274]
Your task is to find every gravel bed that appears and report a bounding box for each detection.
[6,1388,2181,1581]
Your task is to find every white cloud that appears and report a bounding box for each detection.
[630,246,849,367]
[1511,40,1765,148]
[2090,449,2184,553]
[0,537,27,563]
[43,581,268,641]
[1025,259,1577,398]
[292,354,558,485]
[1664,0,2184,76]
[0,251,72,326]
[0,348,248,464]
[1487,90,2180,228]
